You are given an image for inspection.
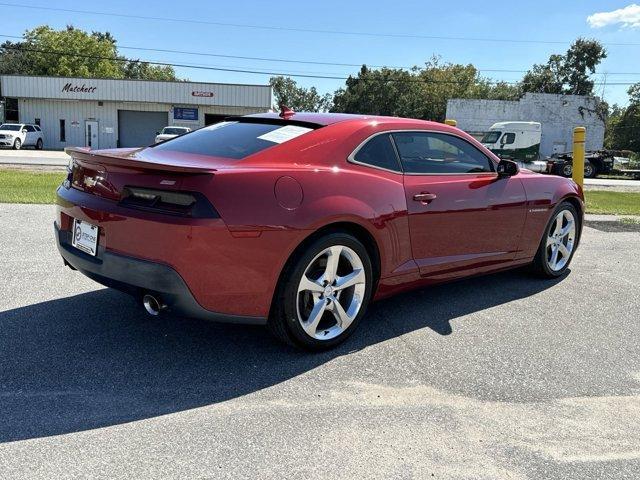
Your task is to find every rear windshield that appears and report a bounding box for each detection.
[152,121,313,159]
[162,127,189,135]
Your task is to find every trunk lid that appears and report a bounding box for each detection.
[65,147,219,208]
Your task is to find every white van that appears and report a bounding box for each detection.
[481,122,547,172]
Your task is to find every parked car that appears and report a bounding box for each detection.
[0,123,44,150]
[55,112,584,350]
[154,126,191,143]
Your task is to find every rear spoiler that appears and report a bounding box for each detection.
[65,147,217,174]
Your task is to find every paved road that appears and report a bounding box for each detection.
[584,178,640,192]
[0,204,639,479]
[0,149,69,167]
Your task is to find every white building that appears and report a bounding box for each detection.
[446,93,605,157]
[0,75,272,150]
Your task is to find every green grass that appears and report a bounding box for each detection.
[585,191,640,215]
[0,169,65,204]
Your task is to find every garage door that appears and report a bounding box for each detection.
[118,110,168,148]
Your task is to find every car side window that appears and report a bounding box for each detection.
[34,125,42,132]
[24,125,35,132]
[353,134,401,172]
[392,132,494,174]
[501,132,515,145]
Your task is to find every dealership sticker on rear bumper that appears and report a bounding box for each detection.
[71,219,99,256]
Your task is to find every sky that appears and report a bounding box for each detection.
[1,0,639,106]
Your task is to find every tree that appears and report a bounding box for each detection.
[121,61,178,81]
[0,25,178,81]
[331,58,520,121]
[605,83,640,153]
[522,38,606,96]
[269,76,332,112]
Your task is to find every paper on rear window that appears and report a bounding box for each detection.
[257,125,313,144]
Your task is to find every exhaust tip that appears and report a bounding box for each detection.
[142,294,165,316]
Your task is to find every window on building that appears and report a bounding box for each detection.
[4,98,18,122]
[34,118,41,126]
[60,119,66,142]
[352,134,401,172]
[392,132,494,174]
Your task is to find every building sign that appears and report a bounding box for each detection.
[174,107,198,121]
[192,91,214,97]
[62,83,97,93]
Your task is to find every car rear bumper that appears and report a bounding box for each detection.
[55,222,267,325]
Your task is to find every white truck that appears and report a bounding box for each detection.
[480,121,548,173]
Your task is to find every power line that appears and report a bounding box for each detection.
[0,2,639,47]
[1,44,638,86]
[2,33,640,77]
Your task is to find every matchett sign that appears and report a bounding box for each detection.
[62,83,97,93]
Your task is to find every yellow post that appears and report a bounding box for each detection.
[444,119,457,127]
[572,127,586,187]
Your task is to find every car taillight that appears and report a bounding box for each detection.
[119,186,219,218]
[62,158,74,188]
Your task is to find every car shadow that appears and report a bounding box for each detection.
[0,268,566,443]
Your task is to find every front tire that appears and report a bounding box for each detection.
[531,201,579,278]
[13,138,21,150]
[269,232,373,350]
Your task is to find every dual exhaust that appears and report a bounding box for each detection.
[142,293,166,316]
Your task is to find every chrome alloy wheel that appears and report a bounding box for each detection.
[296,245,366,340]
[546,209,576,271]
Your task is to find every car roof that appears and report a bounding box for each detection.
[243,111,447,128]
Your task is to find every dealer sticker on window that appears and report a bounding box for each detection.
[71,218,99,256]
[257,125,312,144]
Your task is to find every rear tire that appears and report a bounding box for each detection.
[36,138,43,150]
[268,232,373,350]
[531,201,579,278]
[584,161,596,178]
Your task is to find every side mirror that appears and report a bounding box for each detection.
[21,129,27,133]
[156,131,160,135]
[497,159,519,177]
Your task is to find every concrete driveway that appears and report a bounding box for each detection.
[0,149,69,168]
[0,204,638,479]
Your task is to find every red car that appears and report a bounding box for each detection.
[55,112,583,350]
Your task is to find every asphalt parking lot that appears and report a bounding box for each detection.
[0,203,639,479]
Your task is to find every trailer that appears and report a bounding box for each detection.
[545,150,628,178]
[620,169,640,180]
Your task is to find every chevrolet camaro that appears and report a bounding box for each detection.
[55,111,583,350]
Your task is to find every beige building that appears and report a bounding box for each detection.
[0,74,272,149]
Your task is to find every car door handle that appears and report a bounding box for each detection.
[413,193,437,204]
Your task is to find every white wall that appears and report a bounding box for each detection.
[446,93,606,157]
[1,75,271,109]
